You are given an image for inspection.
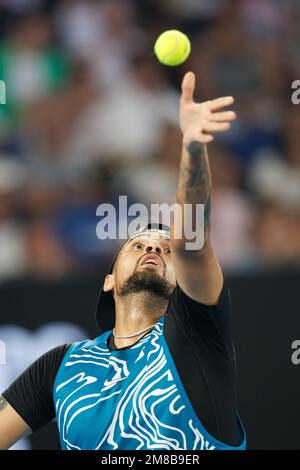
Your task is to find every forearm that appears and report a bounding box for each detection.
[173,139,212,250]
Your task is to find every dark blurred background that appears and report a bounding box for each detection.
[0,0,299,450]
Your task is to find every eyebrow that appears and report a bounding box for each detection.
[127,237,171,247]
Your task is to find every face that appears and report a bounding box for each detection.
[103,232,176,300]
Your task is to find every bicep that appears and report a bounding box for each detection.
[0,396,31,450]
[171,238,223,306]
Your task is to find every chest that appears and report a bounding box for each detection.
[53,332,197,449]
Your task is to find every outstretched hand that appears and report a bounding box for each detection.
[179,71,236,144]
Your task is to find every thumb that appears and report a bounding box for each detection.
[181,71,195,103]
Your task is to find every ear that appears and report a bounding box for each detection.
[103,274,115,293]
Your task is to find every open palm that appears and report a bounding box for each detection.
[179,71,236,145]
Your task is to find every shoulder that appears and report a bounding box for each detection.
[165,279,234,359]
[66,335,108,354]
[28,344,72,379]
[167,279,231,317]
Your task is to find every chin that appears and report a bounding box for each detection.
[119,269,173,300]
[139,265,162,273]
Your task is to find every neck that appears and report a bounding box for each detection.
[113,292,167,348]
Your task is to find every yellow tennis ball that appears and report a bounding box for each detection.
[154,30,191,66]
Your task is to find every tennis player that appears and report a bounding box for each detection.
[0,72,246,450]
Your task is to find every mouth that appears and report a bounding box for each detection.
[138,254,163,269]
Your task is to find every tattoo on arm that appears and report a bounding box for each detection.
[0,395,8,412]
[176,141,212,231]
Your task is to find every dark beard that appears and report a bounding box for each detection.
[119,270,174,300]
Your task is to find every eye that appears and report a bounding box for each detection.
[164,247,171,255]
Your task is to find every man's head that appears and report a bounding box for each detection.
[96,225,176,331]
[104,231,176,298]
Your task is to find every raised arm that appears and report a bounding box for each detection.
[0,395,31,449]
[170,71,236,305]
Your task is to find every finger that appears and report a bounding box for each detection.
[210,111,236,122]
[199,133,214,143]
[203,122,231,132]
[181,71,196,103]
[209,96,235,111]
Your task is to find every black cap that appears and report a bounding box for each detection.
[95,223,170,332]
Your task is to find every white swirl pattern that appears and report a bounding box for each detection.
[54,319,223,450]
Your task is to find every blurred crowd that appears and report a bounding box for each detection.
[0,0,299,282]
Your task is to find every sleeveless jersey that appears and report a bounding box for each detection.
[53,317,246,450]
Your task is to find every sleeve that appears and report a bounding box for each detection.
[165,279,235,359]
[2,344,70,432]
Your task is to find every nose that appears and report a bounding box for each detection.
[145,241,162,255]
